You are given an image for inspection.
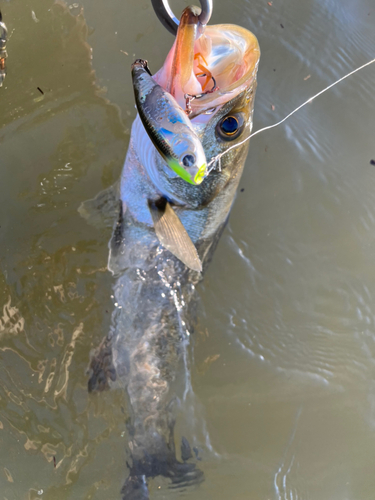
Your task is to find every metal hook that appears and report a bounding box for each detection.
[151,0,213,35]
[184,74,218,115]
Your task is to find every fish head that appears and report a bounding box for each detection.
[145,8,260,207]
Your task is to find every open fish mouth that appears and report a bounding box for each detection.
[154,7,260,116]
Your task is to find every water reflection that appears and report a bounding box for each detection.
[1,0,375,498]
[0,1,127,498]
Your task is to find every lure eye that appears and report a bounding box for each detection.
[182,154,196,168]
[216,113,245,141]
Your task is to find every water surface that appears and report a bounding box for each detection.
[1,0,375,498]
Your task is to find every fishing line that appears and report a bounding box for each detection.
[207,57,375,172]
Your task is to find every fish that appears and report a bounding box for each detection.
[87,6,260,499]
[132,59,208,186]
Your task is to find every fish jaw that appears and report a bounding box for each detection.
[154,20,260,113]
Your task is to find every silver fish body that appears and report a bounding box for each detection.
[88,16,260,500]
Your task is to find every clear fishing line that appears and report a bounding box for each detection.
[207,57,375,173]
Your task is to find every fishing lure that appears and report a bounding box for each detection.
[131,59,207,185]
[0,12,7,88]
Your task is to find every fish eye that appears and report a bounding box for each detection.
[216,113,245,141]
[182,154,196,168]
[221,116,239,135]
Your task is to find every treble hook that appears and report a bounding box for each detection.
[150,0,213,35]
[184,74,218,115]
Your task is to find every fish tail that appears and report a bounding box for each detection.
[121,474,149,500]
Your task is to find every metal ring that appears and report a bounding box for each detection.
[0,12,7,51]
[0,11,7,39]
[151,0,213,35]
[0,23,7,41]
[0,23,7,51]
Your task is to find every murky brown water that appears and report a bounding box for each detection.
[1,0,375,498]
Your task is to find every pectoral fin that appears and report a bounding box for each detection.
[78,183,120,228]
[148,199,202,273]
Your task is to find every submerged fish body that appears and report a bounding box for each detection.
[88,11,260,499]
